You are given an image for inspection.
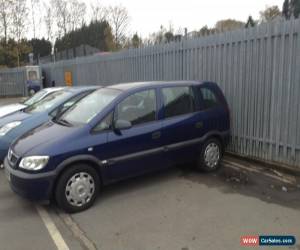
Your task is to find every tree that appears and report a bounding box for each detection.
[148,25,166,44]
[290,0,300,18]
[29,38,52,61]
[11,0,28,66]
[282,0,291,19]
[259,5,281,22]
[69,0,86,31]
[0,38,31,67]
[131,33,142,48]
[51,0,69,37]
[164,31,174,43]
[44,2,54,42]
[215,19,245,32]
[30,0,39,38]
[108,5,130,49]
[0,0,13,44]
[245,16,256,28]
[54,20,114,53]
[91,0,107,21]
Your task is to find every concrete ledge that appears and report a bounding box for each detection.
[225,151,300,177]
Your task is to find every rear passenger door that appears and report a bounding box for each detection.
[105,89,164,180]
[197,85,229,134]
[160,86,203,163]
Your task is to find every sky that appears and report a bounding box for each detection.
[84,0,283,37]
[33,0,283,39]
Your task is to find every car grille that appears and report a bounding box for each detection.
[7,149,19,168]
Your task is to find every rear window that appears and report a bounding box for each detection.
[200,87,220,109]
[162,86,195,118]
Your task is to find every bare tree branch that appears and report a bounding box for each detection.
[90,0,107,22]
[108,5,130,48]
[0,0,13,44]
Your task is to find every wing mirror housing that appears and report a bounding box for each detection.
[114,119,132,132]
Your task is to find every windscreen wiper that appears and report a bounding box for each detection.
[55,118,73,127]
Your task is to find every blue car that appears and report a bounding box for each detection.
[0,86,99,163]
[4,81,230,213]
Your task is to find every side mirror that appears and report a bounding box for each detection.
[114,119,132,131]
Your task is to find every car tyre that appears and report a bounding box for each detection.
[29,89,36,96]
[55,164,100,213]
[197,138,223,172]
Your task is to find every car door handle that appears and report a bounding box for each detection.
[195,121,203,129]
[152,131,161,140]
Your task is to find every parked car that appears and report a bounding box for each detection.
[0,86,99,163]
[4,81,230,213]
[0,87,64,118]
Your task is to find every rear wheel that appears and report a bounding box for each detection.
[55,164,100,213]
[196,138,222,172]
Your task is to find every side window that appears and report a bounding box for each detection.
[162,86,195,118]
[116,89,156,126]
[200,87,219,109]
[93,112,113,132]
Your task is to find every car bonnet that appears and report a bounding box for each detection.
[12,121,79,157]
[0,111,32,127]
[0,104,27,118]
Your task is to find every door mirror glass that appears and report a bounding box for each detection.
[114,119,132,130]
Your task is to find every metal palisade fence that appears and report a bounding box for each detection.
[3,18,300,168]
[0,67,26,96]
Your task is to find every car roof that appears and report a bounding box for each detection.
[106,81,206,91]
[43,87,65,93]
[55,86,100,93]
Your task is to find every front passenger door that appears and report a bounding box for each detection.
[105,89,164,180]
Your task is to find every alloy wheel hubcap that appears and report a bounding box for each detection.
[65,172,95,207]
[204,143,220,168]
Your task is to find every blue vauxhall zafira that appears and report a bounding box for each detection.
[4,81,230,213]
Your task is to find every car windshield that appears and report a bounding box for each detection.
[58,88,121,126]
[24,90,72,114]
[23,89,49,106]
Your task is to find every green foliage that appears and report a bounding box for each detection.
[55,20,115,52]
[282,0,300,19]
[164,32,174,43]
[245,16,256,28]
[291,0,300,18]
[131,33,142,48]
[0,38,31,67]
[29,38,52,59]
[282,0,291,19]
[215,19,245,32]
[260,5,281,22]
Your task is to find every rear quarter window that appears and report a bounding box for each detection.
[199,87,220,110]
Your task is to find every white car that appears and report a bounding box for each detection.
[0,87,64,118]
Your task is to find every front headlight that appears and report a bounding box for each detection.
[19,156,49,171]
[0,121,21,136]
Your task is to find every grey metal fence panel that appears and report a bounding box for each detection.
[40,19,300,168]
[0,67,25,96]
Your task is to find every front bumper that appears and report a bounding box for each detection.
[0,138,10,163]
[4,158,57,201]
[0,149,8,164]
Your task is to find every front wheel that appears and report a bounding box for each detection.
[55,164,100,213]
[196,138,223,172]
[29,89,36,96]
